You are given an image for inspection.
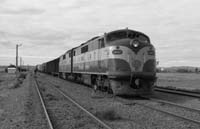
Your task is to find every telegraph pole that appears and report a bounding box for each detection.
[16,44,18,69]
[20,57,22,67]
[16,44,22,72]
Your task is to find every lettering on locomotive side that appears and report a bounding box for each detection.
[112,49,123,55]
[148,50,155,55]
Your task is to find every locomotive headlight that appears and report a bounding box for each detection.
[131,40,139,48]
[133,42,139,47]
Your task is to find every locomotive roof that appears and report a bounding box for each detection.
[107,29,149,38]
[52,28,150,62]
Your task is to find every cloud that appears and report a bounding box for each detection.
[0,7,45,15]
[18,30,70,42]
[0,0,200,66]
[0,31,14,47]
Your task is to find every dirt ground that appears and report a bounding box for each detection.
[157,73,200,90]
[0,72,47,129]
[1,71,200,129]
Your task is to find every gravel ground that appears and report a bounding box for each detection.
[0,72,48,129]
[38,73,200,129]
[36,76,106,129]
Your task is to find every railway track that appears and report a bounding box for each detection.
[148,97,200,113]
[119,96,200,126]
[37,73,200,127]
[155,86,200,98]
[34,76,54,129]
[34,75,113,129]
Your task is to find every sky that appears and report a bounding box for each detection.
[0,0,200,67]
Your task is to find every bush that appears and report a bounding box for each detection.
[18,73,27,79]
[45,94,58,101]
[9,79,21,89]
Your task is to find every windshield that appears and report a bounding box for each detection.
[106,31,127,41]
[106,30,150,43]
[128,32,149,43]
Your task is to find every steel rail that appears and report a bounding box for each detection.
[135,102,200,125]
[50,85,113,129]
[120,96,200,126]
[155,87,200,98]
[34,78,54,129]
[148,97,200,113]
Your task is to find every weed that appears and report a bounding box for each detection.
[9,80,21,89]
[54,85,60,88]
[95,108,121,121]
[18,73,27,79]
[45,94,58,101]
[191,89,200,93]
[40,87,46,92]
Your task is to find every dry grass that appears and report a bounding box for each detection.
[192,89,200,93]
[18,72,27,79]
[45,94,58,101]
[9,79,21,89]
[54,85,60,88]
[95,108,121,121]
[157,73,200,90]
[8,72,27,89]
[40,87,46,92]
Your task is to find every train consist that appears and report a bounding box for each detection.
[37,28,157,95]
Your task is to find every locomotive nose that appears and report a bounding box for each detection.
[131,60,142,71]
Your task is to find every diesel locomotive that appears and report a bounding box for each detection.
[37,28,157,95]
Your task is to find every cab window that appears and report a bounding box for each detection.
[128,32,150,43]
[99,39,105,48]
[63,55,66,60]
[106,31,127,42]
[81,45,88,53]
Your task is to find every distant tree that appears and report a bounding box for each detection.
[177,68,189,73]
[156,68,161,72]
[156,61,159,66]
[8,64,16,68]
[195,67,199,73]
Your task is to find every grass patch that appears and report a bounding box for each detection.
[95,108,121,121]
[192,89,200,93]
[45,94,58,101]
[165,86,177,90]
[13,82,20,88]
[9,79,21,89]
[54,84,60,88]
[40,87,46,92]
[74,122,85,128]
[18,73,27,79]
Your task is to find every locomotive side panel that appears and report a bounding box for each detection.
[59,51,71,73]
[73,38,104,74]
